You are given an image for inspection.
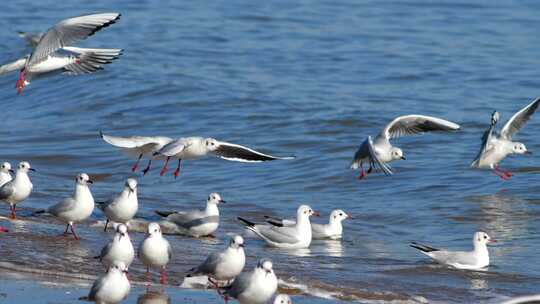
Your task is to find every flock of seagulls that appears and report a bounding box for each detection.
[0,11,539,304]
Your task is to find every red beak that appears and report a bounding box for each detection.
[347,214,353,219]
[489,239,497,243]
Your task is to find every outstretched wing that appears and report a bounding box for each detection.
[29,13,120,65]
[17,31,43,47]
[213,141,295,162]
[381,115,460,140]
[471,116,497,167]
[154,139,186,157]
[500,97,540,140]
[0,58,27,75]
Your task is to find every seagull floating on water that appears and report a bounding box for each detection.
[239,205,318,249]
[0,13,122,94]
[138,222,172,284]
[350,115,460,179]
[265,209,351,240]
[221,258,278,304]
[96,223,135,268]
[471,97,540,180]
[155,192,225,238]
[87,261,130,304]
[410,231,496,270]
[0,161,34,219]
[97,178,138,231]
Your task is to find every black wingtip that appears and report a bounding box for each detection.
[410,242,438,253]
[33,209,46,216]
[155,210,174,217]
[237,217,255,227]
[99,130,104,138]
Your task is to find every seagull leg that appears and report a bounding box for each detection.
[9,204,16,219]
[16,70,26,94]
[0,226,8,233]
[159,266,167,285]
[159,157,170,176]
[173,159,182,179]
[62,224,70,237]
[70,223,80,240]
[142,159,153,175]
[103,219,109,232]
[146,266,151,284]
[367,164,373,174]
[357,162,366,180]
[132,153,143,172]
[493,165,511,180]
[208,277,220,289]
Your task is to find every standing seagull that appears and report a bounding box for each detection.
[139,222,172,284]
[221,258,278,304]
[0,13,122,94]
[152,137,295,178]
[37,173,94,240]
[0,161,34,219]
[471,97,540,179]
[0,162,13,187]
[87,261,130,304]
[350,115,460,179]
[265,209,352,240]
[97,178,138,231]
[410,231,496,270]
[238,205,319,249]
[100,131,173,174]
[186,235,246,287]
[96,223,135,268]
[155,192,225,237]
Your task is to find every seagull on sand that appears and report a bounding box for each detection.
[221,258,278,304]
[350,115,460,179]
[138,222,172,284]
[0,161,34,219]
[87,261,130,304]
[471,97,540,179]
[97,178,138,231]
[96,223,135,267]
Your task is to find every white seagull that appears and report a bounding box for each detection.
[410,231,496,270]
[37,173,94,240]
[221,258,278,304]
[0,161,34,219]
[265,209,351,240]
[87,261,130,304]
[155,192,225,237]
[350,115,460,179]
[100,131,173,174]
[96,223,135,268]
[0,162,13,188]
[97,178,138,231]
[273,294,293,304]
[152,137,295,178]
[471,97,540,180]
[186,235,246,287]
[0,13,122,94]
[138,222,172,284]
[238,205,319,249]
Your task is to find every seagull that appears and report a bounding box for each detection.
[471,97,540,180]
[87,261,130,304]
[152,137,295,178]
[221,258,278,304]
[0,161,34,219]
[155,193,225,237]
[0,162,13,188]
[350,115,460,179]
[0,13,122,94]
[273,294,292,304]
[97,178,138,231]
[96,223,135,268]
[186,235,246,287]
[37,173,94,240]
[138,222,172,284]
[100,131,173,174]
[410,231,496,270]
[265,209,351,240]
[238,205,319,249]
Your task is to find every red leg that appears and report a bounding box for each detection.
[70,224,79,240]
[146,266,151,284]
[357,163,366,180]
[0,226,8,233]
[9,204,16,219]
[132,153,143,172]
[16,70,26,94]
[142,159,152,175]
[160,266,167,285]
[493,165,511,180]
[173,159,182,179]
[159,157,170,176]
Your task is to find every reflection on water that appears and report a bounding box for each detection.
[137,289,171,304]
[469,278,488,290]
[320,240,343,258]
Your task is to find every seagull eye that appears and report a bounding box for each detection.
[484,235,487,239]
[339,213,343,216]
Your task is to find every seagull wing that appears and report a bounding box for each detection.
[28,13,121,65]
[252,225,301,244]
[380,114,460,140]
[48,197,77,216]
[154,139,187,157]
[500,97,540,140]
[0,182,15,200]
[0,58,27,75]
[213,141,295,162]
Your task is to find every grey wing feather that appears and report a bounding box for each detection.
[213,141,295,162]
[0,182,15,199]
[367,136,393,175]
[0,58,27,75]
[253,225,301,244]
[225,272,252,298]
[191,252,221,275]
[155,140,186,157]
[48,197,76,216]
[169,212,219,230]
[500,97,540,140]
[17,31,43,47]
[471,122,496,167]
[382,115,460,140]
[88,276,105,300]
[98,242,113,261]
[29,13,121,65]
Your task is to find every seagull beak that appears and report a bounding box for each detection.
[123,269,129,274]
[525,151,532,155]
[239,243,245,248]
[87,180,93,184]
[489,239,497,243]
[400,156,406,160]
[347,214,353,219]
[219,200,226,204]
[312,211,320,217]
[8,169,14,174]
[28,168,36,172]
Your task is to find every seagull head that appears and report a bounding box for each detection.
[109,261,129,275]
[257,258,274,276]
[125,178,137,196]
[17,161,35,173]
[204,138,219,152]
[230,235,245,249]
[512,142,531,155]
[1,162,11,174]
[147,222,161,236]
[391,147,405,160]
[116,223,128,240]
[76,173,92,186]
[330,209,351,223]
[297,205,319,218]
[273,294,292,304]
[208,192,226,205]
[474,231,496,247]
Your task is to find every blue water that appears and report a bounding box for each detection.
[1,1,540,303]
